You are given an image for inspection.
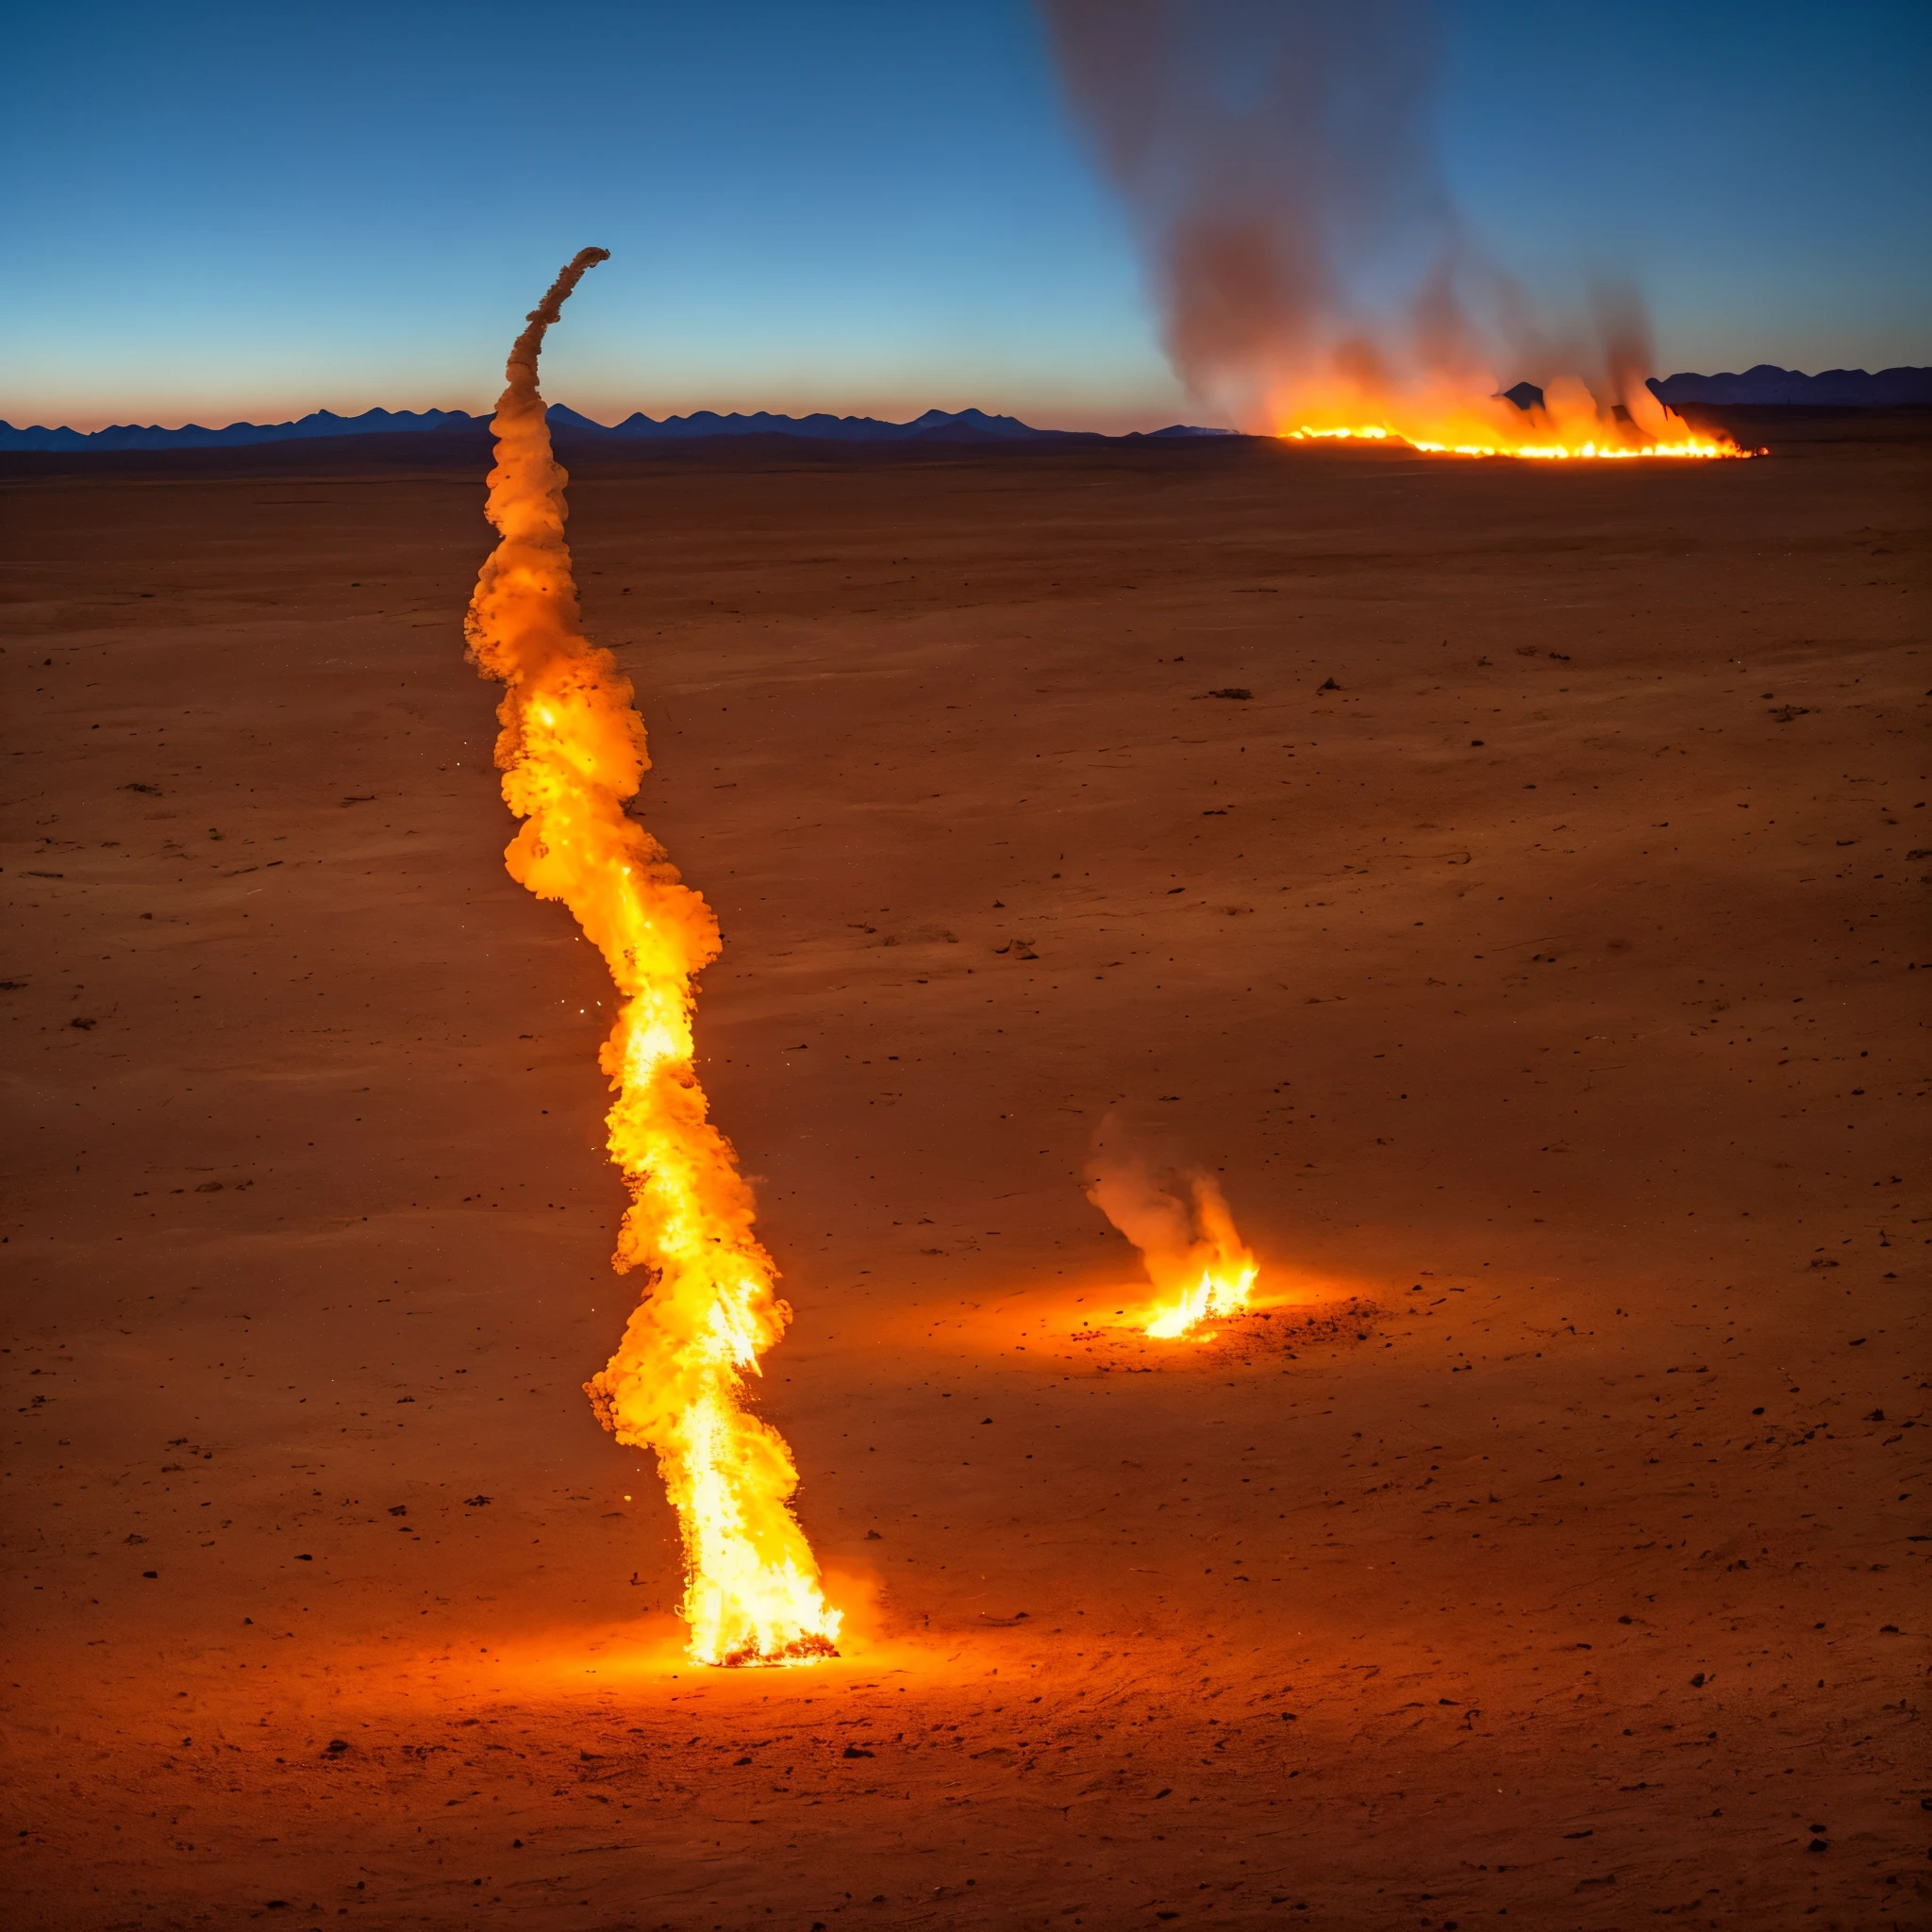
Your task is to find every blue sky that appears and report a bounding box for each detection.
[5,0,1927,431]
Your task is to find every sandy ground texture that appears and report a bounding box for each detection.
[2,425,1927,1931]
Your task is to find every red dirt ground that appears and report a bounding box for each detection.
[3,425,1926,1929]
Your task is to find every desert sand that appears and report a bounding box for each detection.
[3,421,1925,1929]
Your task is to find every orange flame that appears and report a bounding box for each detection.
[1275,372,1750,459]
[1086,1123,1257,1340]
[464,250,840,1667]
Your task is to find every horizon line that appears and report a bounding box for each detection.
[6,360,1927,441]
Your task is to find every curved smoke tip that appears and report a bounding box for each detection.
[505,246,611,388]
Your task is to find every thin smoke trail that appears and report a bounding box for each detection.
[464,250,840,1666]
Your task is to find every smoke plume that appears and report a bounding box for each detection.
[465,249,841,1666]
[1040,0,1688,446]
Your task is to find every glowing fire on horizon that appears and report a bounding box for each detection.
[464,249,840,1667]
[1088,1121,1259,1340]
[1041,3,1759,468]
[1276,374,1750,460]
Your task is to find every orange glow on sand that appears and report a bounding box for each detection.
[464,249,841,1668]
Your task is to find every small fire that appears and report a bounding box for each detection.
[1276,374,1750,460]
[1143,1248,1258,1341]
[1087,1121,1258,1340]
[465,249,840,1667]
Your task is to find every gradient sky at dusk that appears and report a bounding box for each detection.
[6,0,1927,431]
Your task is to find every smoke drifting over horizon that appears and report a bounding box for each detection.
[1041,0,1668,434]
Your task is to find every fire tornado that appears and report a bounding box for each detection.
[464,250,841,1666]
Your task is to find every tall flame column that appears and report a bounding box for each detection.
[464,250,841,1666]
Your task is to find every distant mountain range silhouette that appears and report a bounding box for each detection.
[1504,367,1932,412]
[0,405,1233,455]
[6,369,1924,453]
[1647,365,1932,407]
[0,407,476,454]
